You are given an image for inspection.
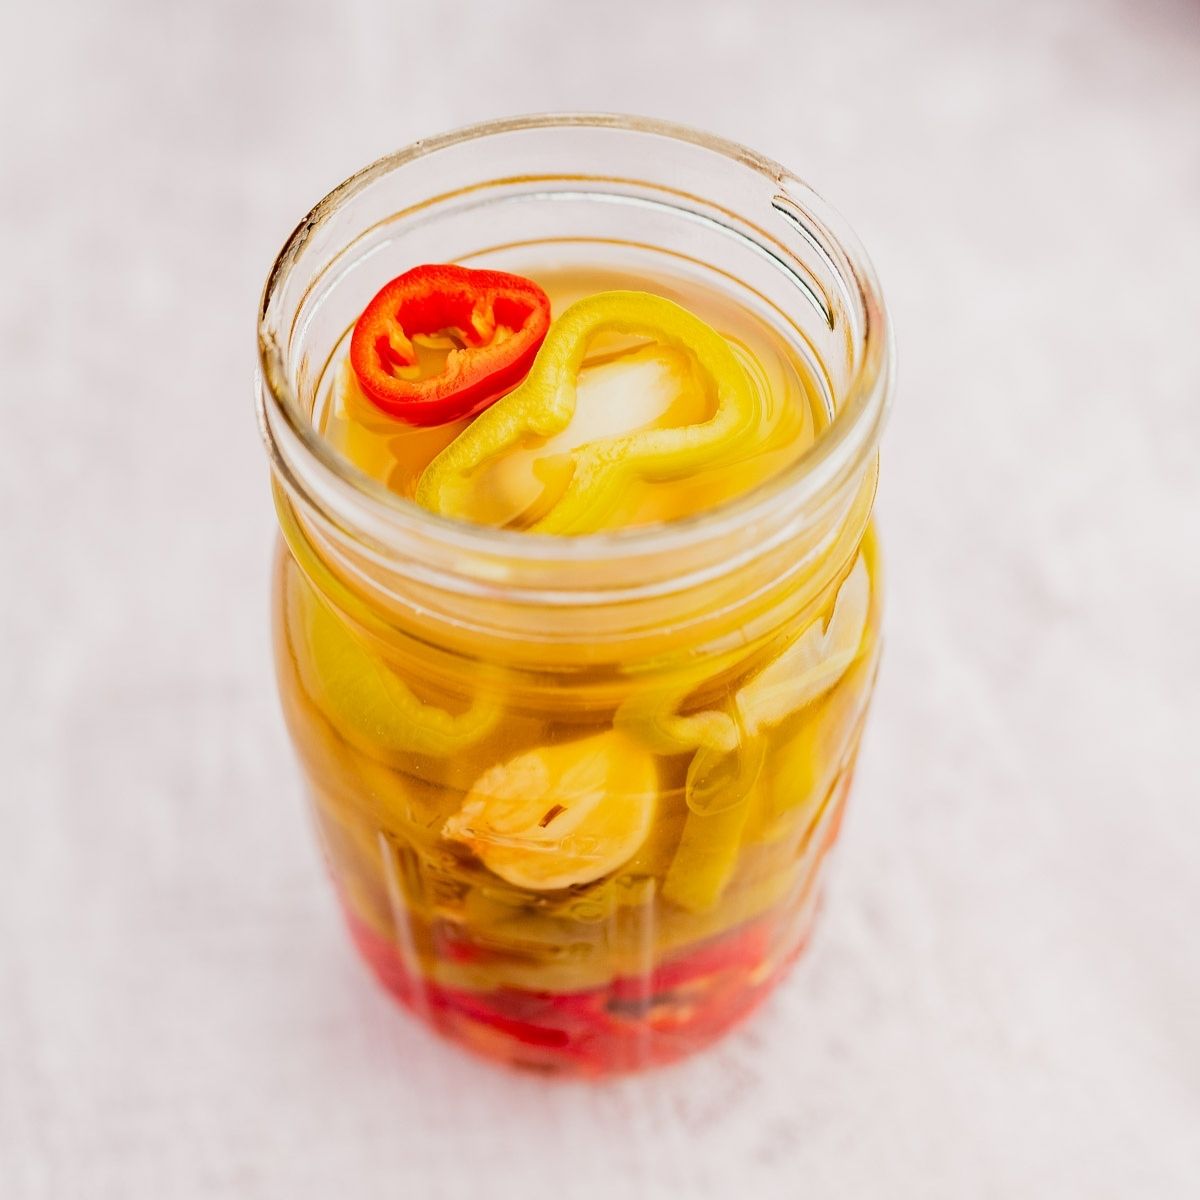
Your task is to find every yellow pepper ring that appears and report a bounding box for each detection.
[613,673,739,756]
[275,487,501,761]
[414,291,759,535]
[290,570,501,762]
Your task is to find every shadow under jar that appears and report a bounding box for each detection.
[257,115,894,1076]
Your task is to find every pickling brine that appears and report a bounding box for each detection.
[258,117,893,1075]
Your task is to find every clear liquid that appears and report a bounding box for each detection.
[315,262,832,532]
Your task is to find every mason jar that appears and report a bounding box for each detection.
[257,114,893,1075]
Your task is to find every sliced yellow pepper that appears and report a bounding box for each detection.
[735,555,871,735]
[659,718,766,912]
[661,797,756,914]
[615,555,871,762]
[613,675,739,757]
[414,291,758,534]
[622,557,871,912]
[287,569,500,763]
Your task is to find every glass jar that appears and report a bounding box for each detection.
[257,115,893,1075]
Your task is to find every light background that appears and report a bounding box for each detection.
[2,1,1198,1196]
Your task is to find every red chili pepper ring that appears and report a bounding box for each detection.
[349,263,551,425]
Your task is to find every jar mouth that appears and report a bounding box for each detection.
[257,113,893,578]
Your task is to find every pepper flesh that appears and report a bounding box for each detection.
[415,291,758,534]
[616,555,872,762]
[350,264,551,425]
[287,568,500,762]
[736,556,871,735]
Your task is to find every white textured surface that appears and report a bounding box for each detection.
[3,1,1198,1196]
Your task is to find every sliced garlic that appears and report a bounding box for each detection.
[477,343,707,526]
[444,732,658,891]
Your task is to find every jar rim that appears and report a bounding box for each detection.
[257,112,894,573]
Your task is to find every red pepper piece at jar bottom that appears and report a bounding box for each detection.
[349,264,551,425]
[345,904,783,1069]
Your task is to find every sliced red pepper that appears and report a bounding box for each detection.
[349,264,551,425]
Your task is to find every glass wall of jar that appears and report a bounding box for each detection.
[257,116,893,1075]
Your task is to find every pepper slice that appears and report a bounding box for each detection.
[616,555,872,760]
[287,568,500,763]
[736,555,871,735]
[415,291,758,534]
[350,264,551,425]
